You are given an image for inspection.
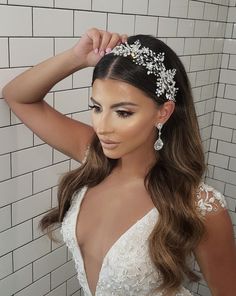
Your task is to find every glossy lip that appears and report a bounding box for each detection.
[100,139,120,144]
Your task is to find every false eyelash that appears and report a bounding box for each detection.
[89,104,134,118]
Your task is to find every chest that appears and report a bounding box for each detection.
[76,180,155,259]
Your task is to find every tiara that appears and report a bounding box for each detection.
[110,40,178,102]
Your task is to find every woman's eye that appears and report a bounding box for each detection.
[116,110,134,118]
[88,104,101,113]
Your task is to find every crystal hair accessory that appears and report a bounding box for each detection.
[110,40,178,102]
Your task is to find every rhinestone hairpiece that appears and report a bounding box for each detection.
[110,40,178,102]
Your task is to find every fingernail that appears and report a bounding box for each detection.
[99,50,105,57]
[105,48,111,53]
[94,48,98,54]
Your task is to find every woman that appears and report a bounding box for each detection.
[3,28,236,296]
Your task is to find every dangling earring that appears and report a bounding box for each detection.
[154,123,164,151]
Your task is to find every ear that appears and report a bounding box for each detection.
[155,101,175,124]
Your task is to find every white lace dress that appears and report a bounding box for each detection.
[60,182,227,296]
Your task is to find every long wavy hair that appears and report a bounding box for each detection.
[40,35,207,295]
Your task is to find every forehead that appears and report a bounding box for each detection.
[91,78,154,106]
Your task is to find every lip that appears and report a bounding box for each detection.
[100,139,119,144]
[100,139,120,149]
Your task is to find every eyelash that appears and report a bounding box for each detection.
[88,105,134,118]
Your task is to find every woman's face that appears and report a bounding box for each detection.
[90,78,162,159]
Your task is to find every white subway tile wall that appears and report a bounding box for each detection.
[0,1,235,296]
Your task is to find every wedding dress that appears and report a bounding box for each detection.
[60,181,227,296]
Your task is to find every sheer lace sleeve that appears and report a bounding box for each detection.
[195,182,227,216]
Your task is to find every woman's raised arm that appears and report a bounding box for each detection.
[2,28,126,162]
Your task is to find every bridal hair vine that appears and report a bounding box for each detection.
[110,40,178,102]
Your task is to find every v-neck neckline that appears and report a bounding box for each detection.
[73,186,157,296]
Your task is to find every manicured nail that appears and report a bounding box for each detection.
[105,48,111,53]
[94,48,98,54]
[99,50,105,57]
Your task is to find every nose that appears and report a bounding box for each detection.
[94,113,114,135]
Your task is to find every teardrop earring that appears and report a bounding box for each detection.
[154,123,164,151]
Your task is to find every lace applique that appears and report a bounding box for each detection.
[195,182,227,216]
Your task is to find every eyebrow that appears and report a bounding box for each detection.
[90,97,139,108]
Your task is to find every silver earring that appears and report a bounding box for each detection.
[154,123,163,151]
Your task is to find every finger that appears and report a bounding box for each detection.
[120,34,128,43]
[105,33,121,53]
[98,31,112,56]
[86,28,101,54]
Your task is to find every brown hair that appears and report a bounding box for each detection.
[40,35,207,295]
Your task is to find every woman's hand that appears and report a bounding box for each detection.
[72,27,128,68]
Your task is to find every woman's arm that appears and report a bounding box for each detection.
[2,28,126,162]
[194,203,236,295]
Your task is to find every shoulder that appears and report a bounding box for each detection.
[195,181,228,217]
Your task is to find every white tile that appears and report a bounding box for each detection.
[0,205,11,233]
[233,130,236,143]
[218,5,228,21]
[233,24,236,39]
[55,38,78,55]
[221,113,236,129]
[216,98,236,114]
[10,38,53,67]
[0,5,32,36]
[9,0,53,6]
[92,0,122,12]
[169,0,188,18]
[12,144,52,177]
[158,17,178,37]
[194,21,210,37]
[0,253,12,280]
[208,152,229,169]
[12,189,51,225]
[229,55,236,69]
[220,69,236,84]
[190,55,205,72]
[209,69,219,84]
[209,21,225,38]
[166,38,184,55]
[210,138,217,152]
[74,11,107,37]
[0,220,32,256]
[73,67,94,88]
[13,235,51,271]
[198,284,212,296]
[205,54,218,69]
[217,84,225,98]
[0,264,32,296]
[225,84,236,100]
[33,161,69,193]
[204,3,218,20]
[225,23,233,38]
[0,99,10,127]
[229,157,236,171]
[33,245,67,280]
[134,15,158,36]
[53,148,70,163]
[51,76,73,92]
[177,19,194,37]
[188,1,204,19]
[33,212,49,239]
[225,183,236,199]
[67,275,81,295]
[214,167,236,185]
[148,0,170,16]
[14,275,50,296]
[55,0,91,10]
[221,53,230,68]
[200,38,214,54]
[54,88,88,114]
[184,38,200,55]
[218,141,236,158]
[0,38,8,67]
[123,0,148,14]
[228,7,236,22]
[33,8,73,37]
[0,173,32,207]
[0,124,33,154]
[195,70,210,87]
[107,13,135,36]
[47,283,67,296]
[0,154,10,182]
[213,38,224,53]
[51,260,76,289]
